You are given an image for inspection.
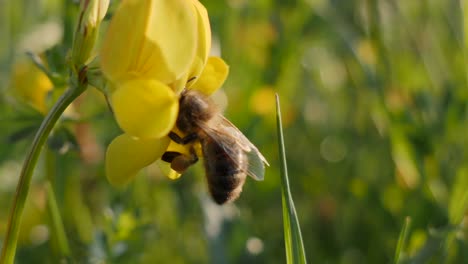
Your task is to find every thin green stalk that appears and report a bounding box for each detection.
[0,84,86,264]
[276,94,307,264]
[394,216,412,264]
[45,181,71,258]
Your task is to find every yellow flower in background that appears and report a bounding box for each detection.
[102,0,229,186]
[11,59,53,114]
[249,86,276,116]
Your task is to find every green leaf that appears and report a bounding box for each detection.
[276,94,307,264]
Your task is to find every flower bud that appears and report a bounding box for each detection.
[71,0,109,68]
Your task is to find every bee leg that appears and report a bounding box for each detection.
[168,131,198,145]
[161,151,181,163]
[170,148,199,173]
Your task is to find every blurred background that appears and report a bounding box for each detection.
[1,0,467,263]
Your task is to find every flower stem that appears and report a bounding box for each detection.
[0,84,86,263]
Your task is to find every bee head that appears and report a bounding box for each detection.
[177,90,218,132]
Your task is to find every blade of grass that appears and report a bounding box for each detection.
[275,94,307,264]
[394,216,412,264]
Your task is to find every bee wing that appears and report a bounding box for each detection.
[201,116,269,181]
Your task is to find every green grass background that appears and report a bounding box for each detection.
[0,0,467,263]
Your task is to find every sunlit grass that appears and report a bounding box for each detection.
[276,94,307,264]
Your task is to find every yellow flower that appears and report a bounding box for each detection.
[102,0,229,186]
[101,0,207,140]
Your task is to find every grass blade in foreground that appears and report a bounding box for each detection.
[276,94,307,264]
[394,216,411,264]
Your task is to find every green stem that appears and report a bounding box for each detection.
[0,84,86,264]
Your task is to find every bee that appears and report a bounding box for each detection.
[161,89,269,204]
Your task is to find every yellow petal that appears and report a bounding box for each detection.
[111,79,178,139]
[106,134,170,186]
[101,0,197,83]
[169,0,212,93]
[191,57,229,95]
[186,0,211,86]
[192,0,211,63]
[170,70,190,95]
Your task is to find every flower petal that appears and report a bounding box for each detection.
[192,0,211,63]
[101,0,197,83]
[146,0,198,80]
[106,134,170,186]
[169,0,212,94]
[191,57,229,95]
[170,70,190,95]
[111,79,178,139]
[186,0,211,85]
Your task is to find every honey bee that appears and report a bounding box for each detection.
[161,89,269,204]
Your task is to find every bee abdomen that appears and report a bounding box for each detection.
[202,139,248,204]
[207,171,246,204]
